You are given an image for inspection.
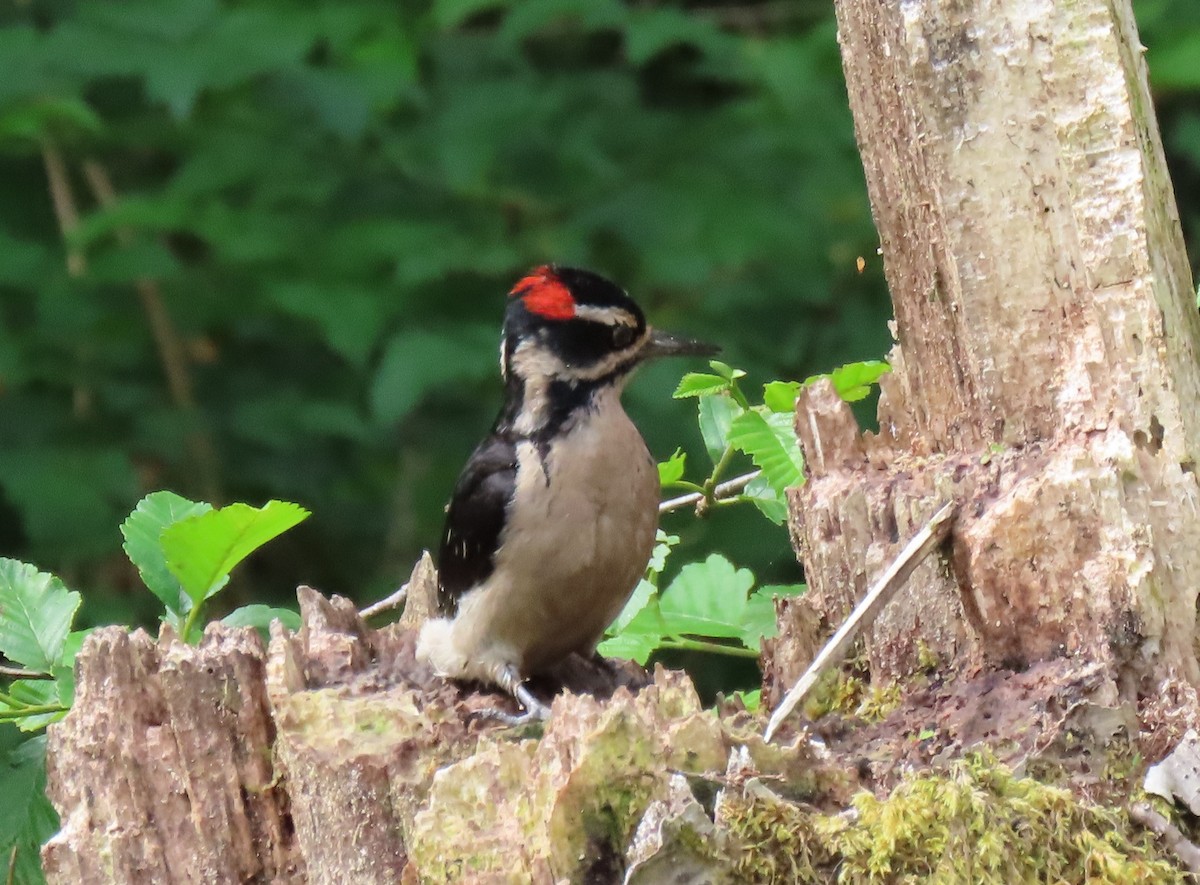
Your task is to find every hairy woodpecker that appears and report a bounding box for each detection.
[417,265,717,721]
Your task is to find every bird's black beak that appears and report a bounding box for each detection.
[642,328,720,360]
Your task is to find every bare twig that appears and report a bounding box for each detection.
[0,665,51,680]
[81,159,223,504]
[360,583,409,621]
[659,470,761,515]
[1129,802,1200,874]
[764,501,956,742]
[41,140,86,277]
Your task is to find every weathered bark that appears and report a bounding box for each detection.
[44,561,813,883]
[765,0,1200,734]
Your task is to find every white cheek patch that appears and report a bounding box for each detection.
[573,304,638,327]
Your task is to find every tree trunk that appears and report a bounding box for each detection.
[765,0,1200,749]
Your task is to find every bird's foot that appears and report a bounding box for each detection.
[471,670,552,727]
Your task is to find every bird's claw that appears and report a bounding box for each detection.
[470,674,551,727]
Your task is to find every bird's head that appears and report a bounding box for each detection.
[501,265,717,385]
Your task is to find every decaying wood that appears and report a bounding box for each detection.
[43,563,829,883]
[765,0,1200,730]
[764,500,955,741]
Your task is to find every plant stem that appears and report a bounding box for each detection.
[704,444,737,495]
[664,480,707,495]
[659,470,761,514]
[0,704,67,720]
[0,666,50,680]
[180,602,205,644]
[656,637,761,659]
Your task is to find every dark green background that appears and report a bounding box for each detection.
[1,0,1198,633]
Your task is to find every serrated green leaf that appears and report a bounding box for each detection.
[805,360,891,403]
[162,501,310,606]
[740,473,787,525]
[673,372,728,399]
[697,393,740,464]
[727,410,804,495]
[121,491,211,617]
[658,554,755,640]
[0,559,80,674]
[657,448,686,486]
[763,380,801,413]
[222,604,302,639]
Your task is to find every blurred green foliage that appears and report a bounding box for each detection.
[0,0,1197,631]
[0,0,889,623]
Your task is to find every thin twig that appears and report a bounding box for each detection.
[0,665,51,680]
[81,159,223,504]
[360,583,409,621]
[41,140,86,277]
[1129,802,1200,873]
[764,501,956,742]
[659,470,761,514]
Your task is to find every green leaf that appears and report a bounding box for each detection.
[763,380,801,413]
[596,622,661,665]
[657,554,755,641]
[697,393,740,464]
[52,629,94,709]
[739,473,787,525]
[606,578,655,636]
[727,410,805,496]
[646,530,679,577]
[672,372,728,399]
[121,491,212,617]
[0,680,64,731]
[0,731,58,885]
[161,501,310,606]
[0,559,81,674]
[708,360,746,382]
[657,448,687,487]
[742,584,805,648]
[805,360,891,403]
[222,604,302,639]
[598,593,665,664]
[728,688,761,712]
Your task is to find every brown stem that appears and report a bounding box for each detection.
[41,141,86,277]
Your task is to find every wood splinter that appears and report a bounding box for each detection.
[764,501,957,742]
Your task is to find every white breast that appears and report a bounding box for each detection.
[417,388,659,686]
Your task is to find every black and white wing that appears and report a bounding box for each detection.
[436,435,518,616]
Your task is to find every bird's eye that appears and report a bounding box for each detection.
[611,325,636,349]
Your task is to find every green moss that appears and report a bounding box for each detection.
[720,752,1185,884]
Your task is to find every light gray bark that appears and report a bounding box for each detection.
[766,0,1200,718]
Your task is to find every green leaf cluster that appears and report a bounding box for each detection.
[599,549,803,665]
[663,358,888,524]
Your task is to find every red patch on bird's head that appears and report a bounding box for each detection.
[509,265,575,320]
